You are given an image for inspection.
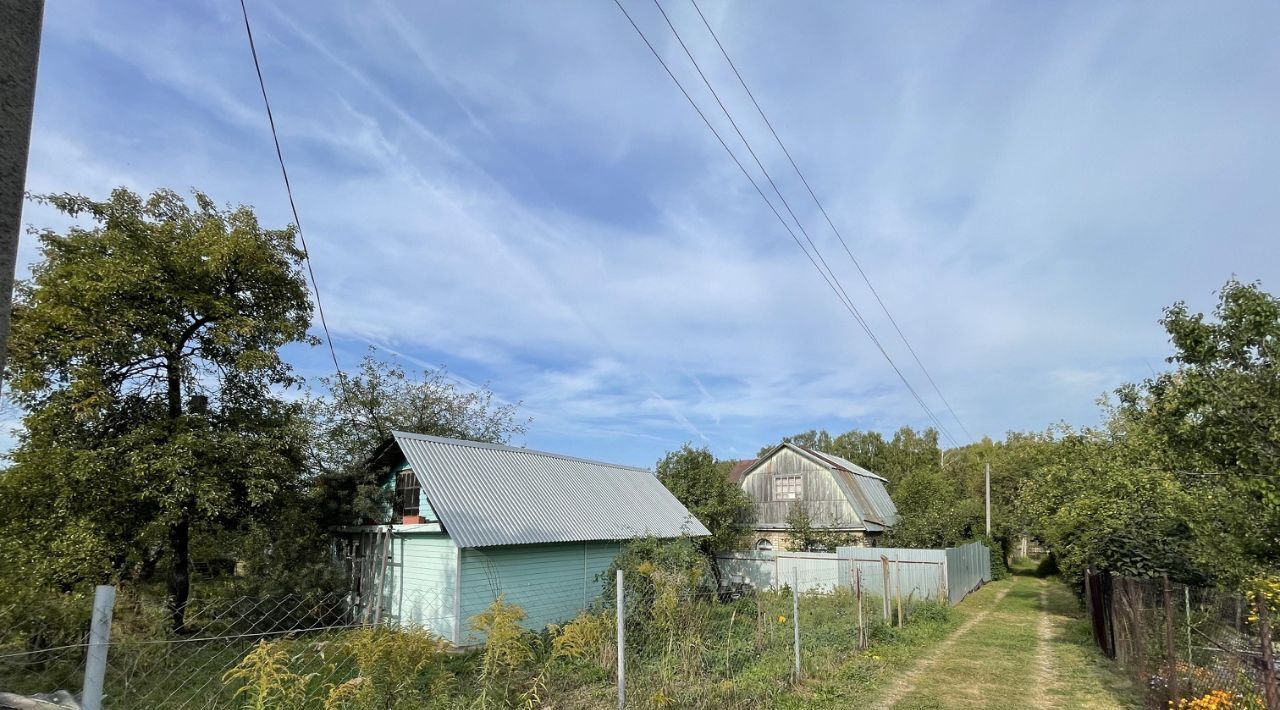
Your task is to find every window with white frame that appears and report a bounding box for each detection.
[773,474,802,501]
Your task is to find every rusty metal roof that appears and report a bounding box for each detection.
[800,447,898,527]
[390,431,710,548]
[727,459,757,485]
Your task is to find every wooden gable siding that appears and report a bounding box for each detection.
[740,447,864,530]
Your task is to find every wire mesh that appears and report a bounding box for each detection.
[0,562,957,708]
[1087,572,1278,709]
[0,596,92,699]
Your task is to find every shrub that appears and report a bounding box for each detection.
[550,610,615,670]
[323,627,453,710]
[470,596,541,707]
[907,601,953,624]
[603,536,714,644]
[1035,552,1060,578]
[223,639,315,710]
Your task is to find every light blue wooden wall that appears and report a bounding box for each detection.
[457,541,622,644]
[384,532,459,643]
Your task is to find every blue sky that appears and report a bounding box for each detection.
[16,0,1280,467]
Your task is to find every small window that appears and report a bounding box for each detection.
[394,470,420,519]
[773,474,802,501]
[756,539,773,552]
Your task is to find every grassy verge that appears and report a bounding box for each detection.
[3,584,972,708]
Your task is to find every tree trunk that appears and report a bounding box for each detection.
[165,357,191,633]
[167,514,191,633]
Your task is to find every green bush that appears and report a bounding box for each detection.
[907,601,953,624]
[1035,553,1059,578]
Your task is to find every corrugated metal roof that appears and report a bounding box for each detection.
[795,446,899,528]
[391,431,710,548]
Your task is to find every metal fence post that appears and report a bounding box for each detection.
[82,584,116,710]
[617,569,625,710]
[791,567,801,681]
[1257,592,1279,710]
[1184,587,1192,674]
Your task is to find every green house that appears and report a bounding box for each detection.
[339,432,709,645]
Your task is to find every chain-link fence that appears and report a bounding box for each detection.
[1084,570,1280,709]
[0,593,93,702]
[0,560,955,708]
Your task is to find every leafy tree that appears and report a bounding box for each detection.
[306,351,528,525]
[654,444,751,555]
[782,502,864,552]
[1121,279,1280,579]
[885,468,977,548]
[1,188,313,630]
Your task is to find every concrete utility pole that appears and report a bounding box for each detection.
[0,0,44,392]
[985,463,992,536]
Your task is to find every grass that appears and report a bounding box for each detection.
[889,564,1140,710]
[5,568,1136,709]
[0,587,961,708]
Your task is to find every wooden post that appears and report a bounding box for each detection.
[937,560,946,603]
[1131,579,1147,689]
[1163,575,1179,704]
[984,463,991,537]
[881,555,891,619]
[374,527,392,625]
[895,557,904,628]
[856,567,865,649]
[1257,593,1279,710]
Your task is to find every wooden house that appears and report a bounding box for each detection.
[339,431,709,645]
[732,443,897,551]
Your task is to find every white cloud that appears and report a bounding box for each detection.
[14,0,1280,465]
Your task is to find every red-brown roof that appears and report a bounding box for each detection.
[727,459,757,485]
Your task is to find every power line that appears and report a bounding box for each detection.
[688,0,974,443]
[613,0,959,448]
[239,0,343,378]
[649,0,958,448]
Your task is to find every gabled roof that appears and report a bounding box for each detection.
[739,443,898,529]
[386,431,710,548]
[800,447,898,527]
[727,459,757,485]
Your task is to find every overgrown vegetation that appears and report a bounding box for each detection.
[209,570,956,709]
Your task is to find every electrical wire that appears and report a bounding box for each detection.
[688,0,974,444]
[239,0,344,379]
[613,0,959,448]
[650,0,958,447]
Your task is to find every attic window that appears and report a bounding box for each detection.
[773,474,801,501]
[394,470,420,519]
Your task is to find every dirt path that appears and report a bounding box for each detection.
[873,586,1012,709]
[1032,582,1056,710]
[878,571,1139,710]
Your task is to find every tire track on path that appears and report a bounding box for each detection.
[875,585,1012,709]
